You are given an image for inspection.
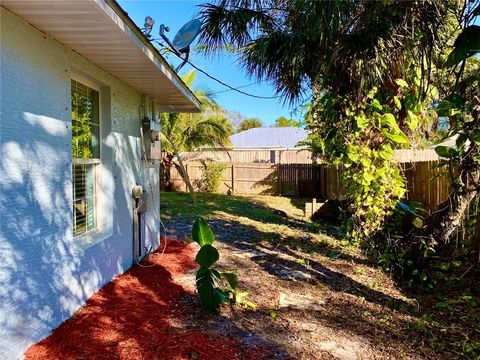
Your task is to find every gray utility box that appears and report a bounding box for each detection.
[142,117,161,160]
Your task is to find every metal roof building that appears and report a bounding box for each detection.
[230,127,308,149]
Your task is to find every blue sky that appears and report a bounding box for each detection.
[118,0,301,126]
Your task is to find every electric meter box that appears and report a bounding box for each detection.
[142,117,161,160]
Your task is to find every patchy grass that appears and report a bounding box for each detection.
[161,192,480,359]
[161,192,353,258]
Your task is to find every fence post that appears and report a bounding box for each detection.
[231,164,235,195]
[277,164,282,195]
[296,165,299,196]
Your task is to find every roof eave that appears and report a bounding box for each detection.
[1,0,201,113]
[106,0,201,112]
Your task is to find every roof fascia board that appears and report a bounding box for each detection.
[100,0,201,112]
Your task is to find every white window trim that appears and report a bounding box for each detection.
[71,76,105,245]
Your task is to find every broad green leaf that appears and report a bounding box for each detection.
[221,271,238,291]
[473,130,480,145]
[436,100,461,117]
[414,103,423,114]
[428,86,439,100]
[360,156,372,167]
[380,113,400,132]
[195,244,219,268]
[406,110,418,130]
[395,79,409,88]
[192,217,215,246]
[434,145,457,159]
[382,130,410,145]
[196,267,216,313]
[370,99,383,112]
[393,96,402,110]
[412,217,423,229]
[347,144,360,162]
[356,114,369,129]
[404,94,416,111]
[455,133,469,148]
[444,25,480,67]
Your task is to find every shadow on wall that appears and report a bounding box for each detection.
[0,111,142,359]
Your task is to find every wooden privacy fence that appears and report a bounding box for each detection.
[179,148,438,164]
[180,149,313,164]
[166,161,452,213]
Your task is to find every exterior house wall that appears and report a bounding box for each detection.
[0,8,160,359]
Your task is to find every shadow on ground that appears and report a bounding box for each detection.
[160,192,462,359]
[24,240,288,360]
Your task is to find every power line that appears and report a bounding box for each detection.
[181,57,281,100]
[210,82,259,95]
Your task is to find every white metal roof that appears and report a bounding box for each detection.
[0,0,201,113]
[229,127,309,149]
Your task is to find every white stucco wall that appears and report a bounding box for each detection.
[0,8,161,359]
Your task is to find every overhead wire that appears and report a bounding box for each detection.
[180,57,282,100]
[210,81,259,95]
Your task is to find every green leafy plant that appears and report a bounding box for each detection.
[198,161,227,193]
[192,217,227,313]
[222,271,256,309]
[192,217,254,312]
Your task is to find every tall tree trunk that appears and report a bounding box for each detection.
[474,207,480,264]
[162,154,174,191]
[163,133,196,201]
[422,143,480,247]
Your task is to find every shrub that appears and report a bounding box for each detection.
[199,161,226,193]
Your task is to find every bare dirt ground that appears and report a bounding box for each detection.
[162,192,480,360]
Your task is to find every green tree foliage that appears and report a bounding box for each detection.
[161,70,233,198]
[422,3,480,250]
[198,0,480,279]
[198,0,451,241]
[237,117,263,132]
[274,116,301,127]
[198,161,227,193]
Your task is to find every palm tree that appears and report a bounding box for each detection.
[198,0,448,103]
[161,70,233,199]
[237,118,263,132]
[197,0,479,245]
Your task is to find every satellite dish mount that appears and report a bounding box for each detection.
[141,17,201,73]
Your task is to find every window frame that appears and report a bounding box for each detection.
[71,76,103,240]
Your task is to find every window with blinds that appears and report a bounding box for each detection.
[73,164,97,234]
[71,79,100,236]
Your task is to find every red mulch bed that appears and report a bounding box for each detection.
[24,239,271,360]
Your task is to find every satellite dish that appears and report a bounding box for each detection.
[159,19,202,72]
[172,19,202,53]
